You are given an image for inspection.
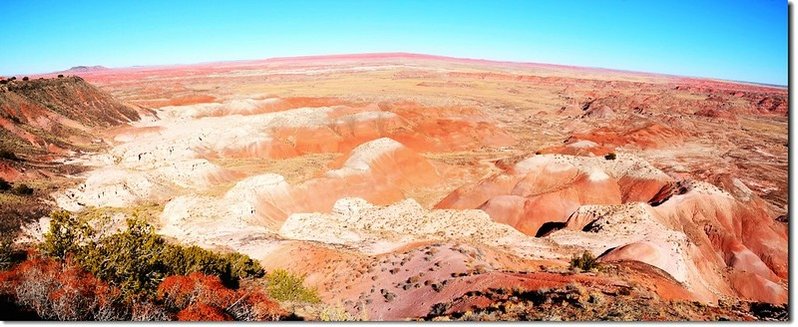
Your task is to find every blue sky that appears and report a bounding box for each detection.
[0,0,787,85]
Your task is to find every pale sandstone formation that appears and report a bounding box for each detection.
[279,197,560,257]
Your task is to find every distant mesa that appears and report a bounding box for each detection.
[65,65,109,72]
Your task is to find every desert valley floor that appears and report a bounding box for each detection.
[0,53,788,320]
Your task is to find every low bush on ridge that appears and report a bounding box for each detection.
[265,269,321,304]
[40,211,263,299]
[570,250,598,272]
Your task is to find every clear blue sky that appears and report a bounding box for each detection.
[0,0,787,85]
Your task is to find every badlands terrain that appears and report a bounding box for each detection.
[0,53,789,320]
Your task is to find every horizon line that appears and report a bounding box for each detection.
[8,52,787,89]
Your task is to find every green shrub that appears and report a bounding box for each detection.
[569,250,598,272]
[41,210,93,260]
[11,184,33,196]
[319,305,366,321]
[0,149,18,161]
[0,236,14,269]
[0,178,10,191]
[265,269,320,304]
[604,152,617,160]
[41,211,264,299]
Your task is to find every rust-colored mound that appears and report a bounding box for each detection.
[599,242,674,277]
[1,76,140,127]
[564,182,787,304]
[179,99,514,161]
[379,101,515,152]
[729,270,788,304]
[485,172,621,236]
[219,138,444,229]
[439,151,787,304]
[568,122,685,150]
[653,186,787,282]
[437,154,666,236]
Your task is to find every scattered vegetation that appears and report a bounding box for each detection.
[0,177,34,196]
[604,152,617,160]
[157,272,286,321]
[21,77,29,81]
[748,302,789,321]
[57,74,64,78]
[0,210,306,321]
[177,303,232,321]
[0,237,14,270]
[421,284,783,321]
[569,251,598,272]
[0,255,128,320]
[319,304,366,321]
[0,255,288,321]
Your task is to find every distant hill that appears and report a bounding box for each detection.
[65,65,109,73]
[0,76,143,157]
